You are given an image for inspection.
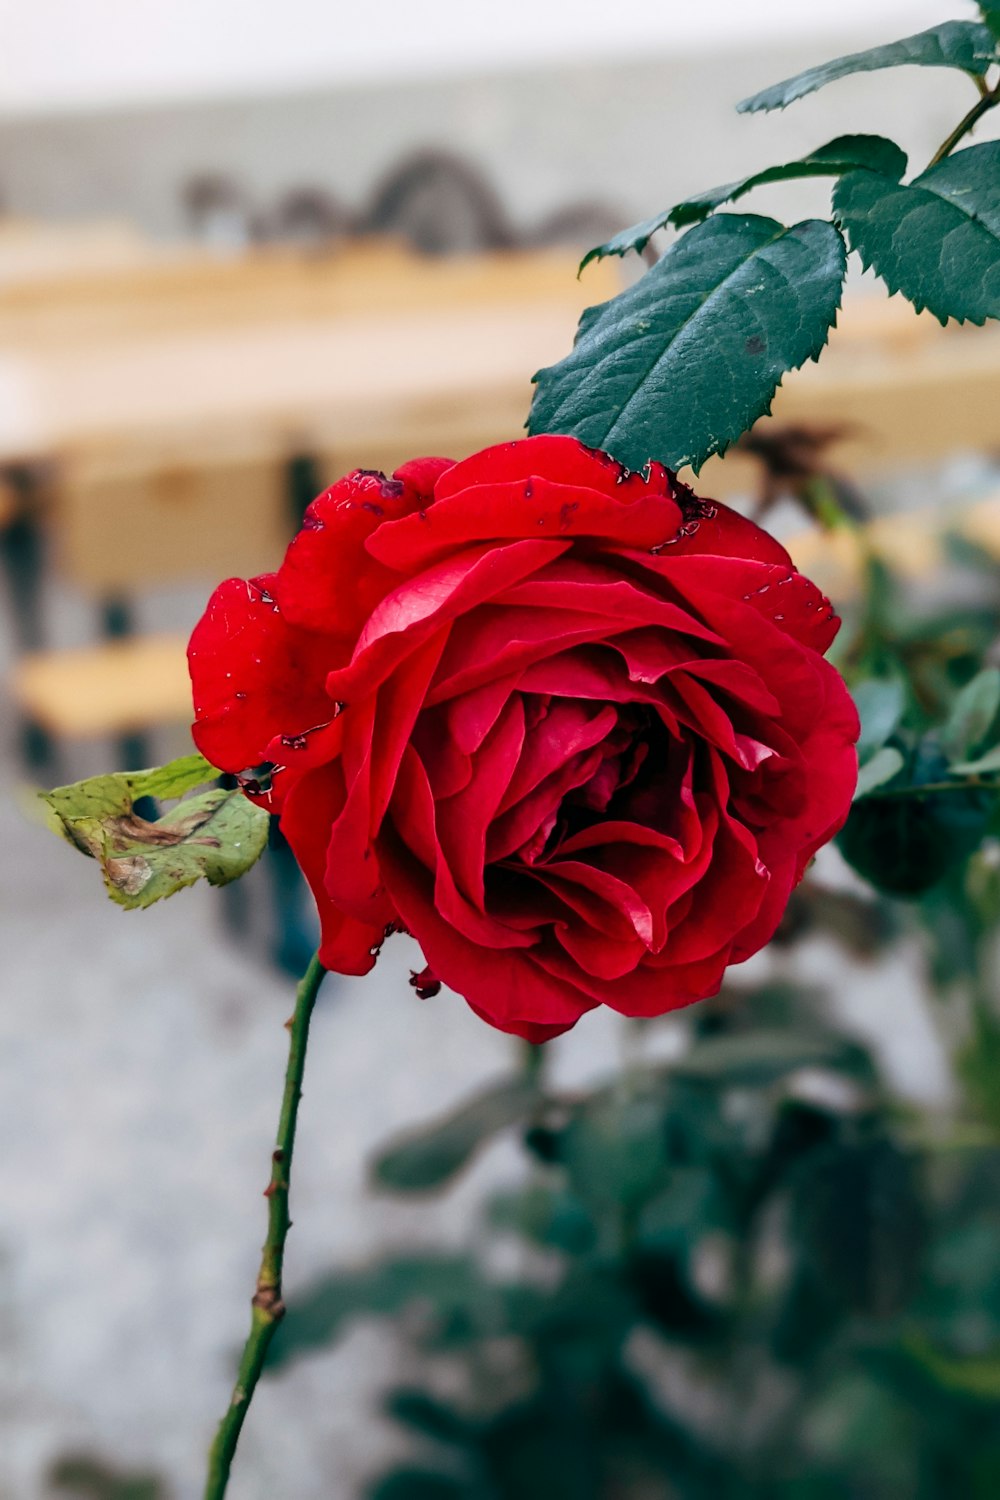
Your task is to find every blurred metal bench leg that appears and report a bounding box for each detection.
[0,464,55,771]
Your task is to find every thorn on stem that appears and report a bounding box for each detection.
[251,1286,286,1319]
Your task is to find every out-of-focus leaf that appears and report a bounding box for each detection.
[902,1332,1000,1401]
[385,1390,476,1445]
[635,1167,722,1251]
[488,1183,596,1254]
[674,1030,873,1088]
[958,1008,1000,1134]
[951,744,1000,775]
[942,668,1000,760]
[981,2,1000,43]
[530,213,846,474]
[558,1088,671,1220]
[371,1077,539,1192]
[834,144,1000,326]
[369,1473,467,1500]
[581,136,906,265]
[274,1256,485,1367]
[48,1453,167,1500]
[796,1373,919,1491]
[855,746,905,800]
[738,22,997,113]
[791,1138,923,1317]
[853,676,906,761]
[39,755,267,908]
[840,741,995,895]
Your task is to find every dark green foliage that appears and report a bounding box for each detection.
[790,1137,924,1318]
[48,1453,167,1500]
[841,739,995,896]
[982,3,1000,43]
[737,21,998,114]
[276,971,1000,1500]
[834,144,1000,326]
[371,1076,540,1191]
[274,1255,491,1363]
[369,1475,466,1500]
[581,136,906,265]
[853,676,907,762]
[530,214,846,473]
[942,668,1000,762]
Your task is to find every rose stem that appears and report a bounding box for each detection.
[203,950,327,1500]
[927,73,999,168]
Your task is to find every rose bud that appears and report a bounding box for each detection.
[188,437,858,1041]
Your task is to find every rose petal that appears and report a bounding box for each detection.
[280,766,389,974]
[188,574,338,773]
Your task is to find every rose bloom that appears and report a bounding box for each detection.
[188,436,858,1041]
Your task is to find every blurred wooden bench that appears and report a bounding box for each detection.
[11,633,191,740]
[52,422,292,596]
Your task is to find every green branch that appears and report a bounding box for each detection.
[928,78,1000,166]
[203,951,327,1500]
[868,776,1000,800]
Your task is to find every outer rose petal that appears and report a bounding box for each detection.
[368,434,685,571]
[188,574,338,774]
[273,461,452,637]
[650,553,840,655]
[662,495,793,566]
[280,766,389,975]
[434,434,671,501]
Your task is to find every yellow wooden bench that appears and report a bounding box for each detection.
[10,633,192,740]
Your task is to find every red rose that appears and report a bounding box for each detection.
[188,436,858,1041]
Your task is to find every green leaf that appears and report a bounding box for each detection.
[275,1255,484,1366]
[855,746,905,800]
[791,1139,923,1316]
[942,668,1000,760]
[834,143,1000,325]
[39,754,268,909]
[670,136,908,230]
[579,209,680,271]
[371,1076,538,1192]
[580,138,905,268]
[738,21,997,113]
[839,741,994,895]
[530,214,846,474]
[981,3,1000,44]
[902,1332,1000,1401]
[370,1473,466,1500]
[951,744,1000,775]
[488,1183,596,1254]
[853,676,906,762]
[674,1030,871,1087]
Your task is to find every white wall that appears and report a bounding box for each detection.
[0,0,971,116]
